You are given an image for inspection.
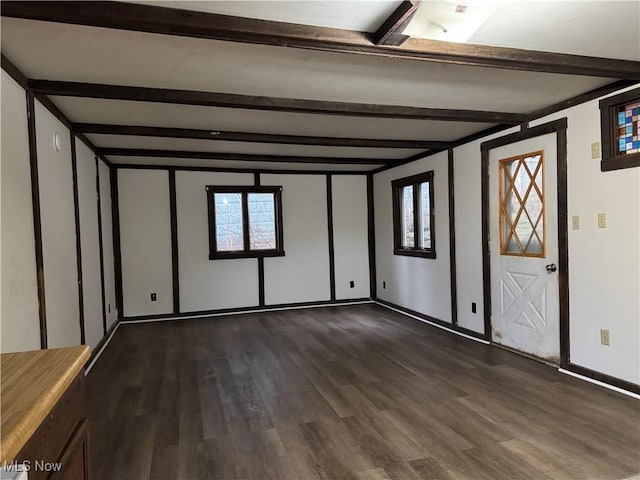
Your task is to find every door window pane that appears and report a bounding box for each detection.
[401,185,415,248]
[248,193,276,250]
[214,193,244,252]
[499,152,545,257]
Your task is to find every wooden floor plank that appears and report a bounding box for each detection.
[86,304,640,480]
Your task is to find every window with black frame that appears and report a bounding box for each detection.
[206,185,284,259]
[391,171,436,258]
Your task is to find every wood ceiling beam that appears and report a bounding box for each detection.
[372,0,420,46]
[97,148,389,165]
[3,1,640,79]
[30,80,526,123]
[74,123,449,149]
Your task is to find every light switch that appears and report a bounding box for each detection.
[572,215,580,230]
[597,213,607,229]
[591,142,601,159]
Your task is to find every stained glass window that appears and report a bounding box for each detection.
[599,87,640,171]
[615,101,640,154]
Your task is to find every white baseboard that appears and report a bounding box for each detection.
[374,301,490,345]
[85,321,121,374]
[558,368,640,399]
[121,300,374,324]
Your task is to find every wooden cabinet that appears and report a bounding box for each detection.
[1,347,90,480]
[50,420,89,480]
[17,374,89,480]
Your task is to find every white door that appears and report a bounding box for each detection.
[489,134,560,362]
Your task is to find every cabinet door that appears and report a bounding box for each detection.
[51,420,89,480]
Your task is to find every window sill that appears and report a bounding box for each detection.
[393,248,436,259]
[601,152,640,172]
[209,250,285,260]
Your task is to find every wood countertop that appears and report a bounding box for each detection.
[1,346,90,463]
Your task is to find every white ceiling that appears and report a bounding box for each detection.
[128,0,403,32]
[1,1,638,171]
[407,1,640,61]
[50,96,492,141]
[2,18,611,112]
[134,0,640,60]
[467,1,640,60]
[107,156,383,171]
[85,134,421,159]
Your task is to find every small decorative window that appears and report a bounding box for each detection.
[392,171,435,258]
[599,87,640,171]
[499,151,545,257]
[206,185,284,259]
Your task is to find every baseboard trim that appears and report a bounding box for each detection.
[119,298,373,323]
[85,319,121,374]
[374,299,490,344]
[559,364,640,397]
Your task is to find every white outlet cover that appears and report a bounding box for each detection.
[571,215,580,230]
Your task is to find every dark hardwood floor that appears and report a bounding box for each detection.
[86,304,640,480]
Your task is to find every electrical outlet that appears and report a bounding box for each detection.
[572,215,580,230]
[597,213,607,229]
[383,281,386,289]
[349,280,355,288]
[591,142,601,159]
[471,302,477,314]
[600,329,610,346]
[150,293,157,302]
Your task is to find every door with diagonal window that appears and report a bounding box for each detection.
[489,134,560,362]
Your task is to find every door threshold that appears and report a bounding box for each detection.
[492,342,559,368]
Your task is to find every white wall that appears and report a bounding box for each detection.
[176,171,258,312]
[118,169,173,317]
[99,160,118,328]
[76,139,103,348]
[35,102,81,348]
[332,175,370,300]
[374,151,452,322]
[453,127,518,333]
[529,87,640,385]
[1,71,41,353]
[119,170,366,316]
[1,72,116,353]
[262,174,331,305]
[447,86,639,385]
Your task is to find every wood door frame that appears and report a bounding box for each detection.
[481,118,569,366]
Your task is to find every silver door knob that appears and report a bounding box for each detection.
[545,263,557,273]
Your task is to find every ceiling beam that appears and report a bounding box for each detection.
[30,80,526,123]
[75,123,449,149]
[3,1,640,79]
[372,0,420,46]
[97,148,389,165]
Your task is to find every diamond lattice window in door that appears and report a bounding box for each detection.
[499,151,545,257]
